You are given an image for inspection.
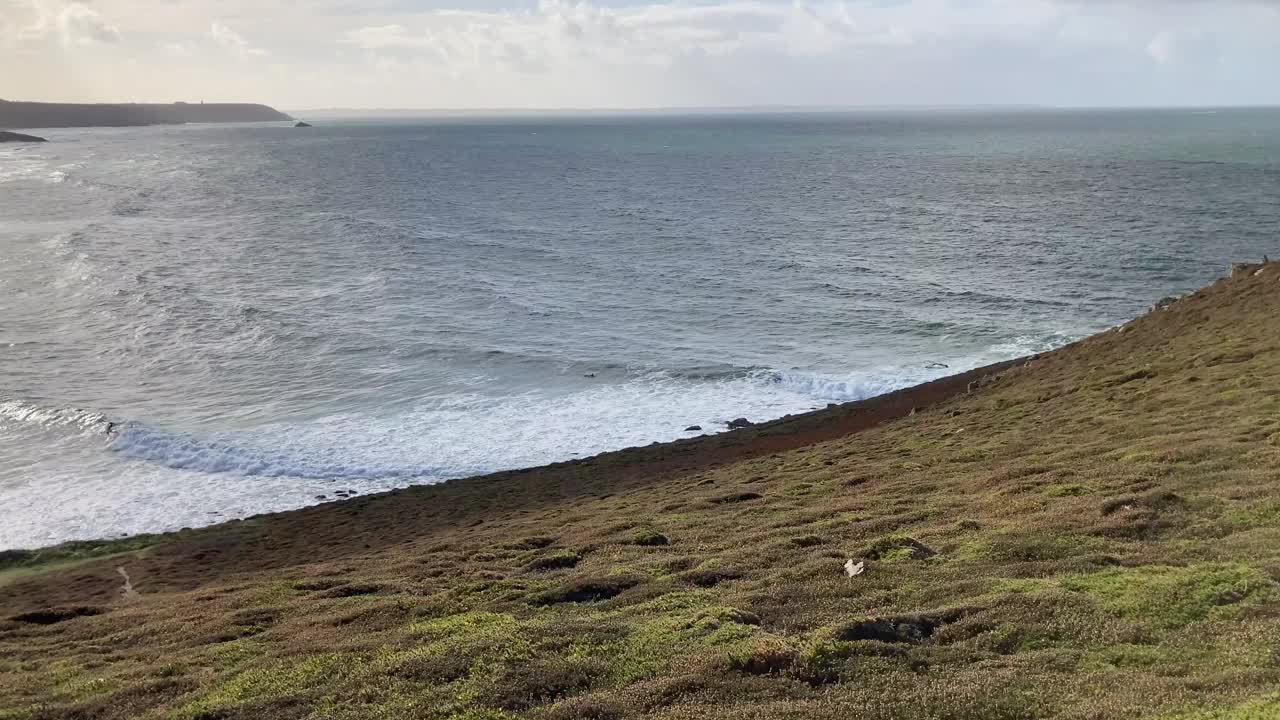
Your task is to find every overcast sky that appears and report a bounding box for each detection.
[2,0,1278,110]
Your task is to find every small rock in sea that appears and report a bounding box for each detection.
[727,418,753,429]
[294,121,313,128]
[925,362,950,369]
[685,425,702,432]
[315,495,328,501]
[584,373,597,378]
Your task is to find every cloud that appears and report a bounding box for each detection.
[3,0,1280,107]
[338,0,919,72]
[343,24,428,50]
[0,0,47,47]
[57,3,119,45]
[0,0,118,49]
[1147,31,1178,64]
[211,21,267,58]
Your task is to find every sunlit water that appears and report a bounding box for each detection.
[3,109,1279,548]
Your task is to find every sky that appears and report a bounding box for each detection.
[1,0,1279,110]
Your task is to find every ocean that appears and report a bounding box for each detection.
[2,108,1278,550]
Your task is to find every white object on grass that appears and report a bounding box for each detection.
[117,566,137,599]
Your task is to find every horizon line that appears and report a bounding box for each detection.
[287,102,1280,115]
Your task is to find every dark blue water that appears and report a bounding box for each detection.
[2,109,1278,548]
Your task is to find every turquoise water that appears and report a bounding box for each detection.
[2,108,1278,548]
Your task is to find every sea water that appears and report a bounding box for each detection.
[3,109,1279,548]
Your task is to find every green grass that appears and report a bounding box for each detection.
[1061,563,1271,630]
[1163,693,1280,719]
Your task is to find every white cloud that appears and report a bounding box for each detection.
[57,3,119,46]
[0,0,49,47]
[211,21,267,59]
[2,0,1279,107]
[1147,31,1178,65]
[343,24,433,50]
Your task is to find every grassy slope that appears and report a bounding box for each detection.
[4,264,1280,720]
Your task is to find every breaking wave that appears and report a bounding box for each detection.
[101,338,1065,482]
[0,398,113,434]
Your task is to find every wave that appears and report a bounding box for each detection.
[103,342,1061,481]
[0,399,113,434]
[10,330,1075,485]
[0,154,68,185]
[922,289,1071,309]
[757,368,931,402]
[109,422,482,481]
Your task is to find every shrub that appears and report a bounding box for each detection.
[525,551,583,572]
[722,638,798,676]
[534,576,644,605]
[628,529,670,547]
[862,536,937,562]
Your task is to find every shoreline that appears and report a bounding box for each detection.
[0,351,1043,610]
[4,262,1280,719]
[5,353,1035,557]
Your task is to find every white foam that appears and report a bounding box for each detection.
[107,370,897,482]
[108,336,1069,484]
[0,398,111,434]
[1,333,1077,549]
[0,150,70,185]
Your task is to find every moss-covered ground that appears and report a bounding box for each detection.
[4,263,1280,719]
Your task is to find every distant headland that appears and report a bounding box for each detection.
[0,130,48,143]
[0,100,291,129]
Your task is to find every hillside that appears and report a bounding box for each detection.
[0,101,291,129]
[3,261,1280,720]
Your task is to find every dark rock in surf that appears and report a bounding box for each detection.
[685,425,702,432]
[0,131,47,143]
[727,418,754,429]
[294,121,312,128]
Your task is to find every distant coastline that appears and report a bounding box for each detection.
[0,100,291,130]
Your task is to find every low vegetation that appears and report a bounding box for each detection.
[3,263,1280,719]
